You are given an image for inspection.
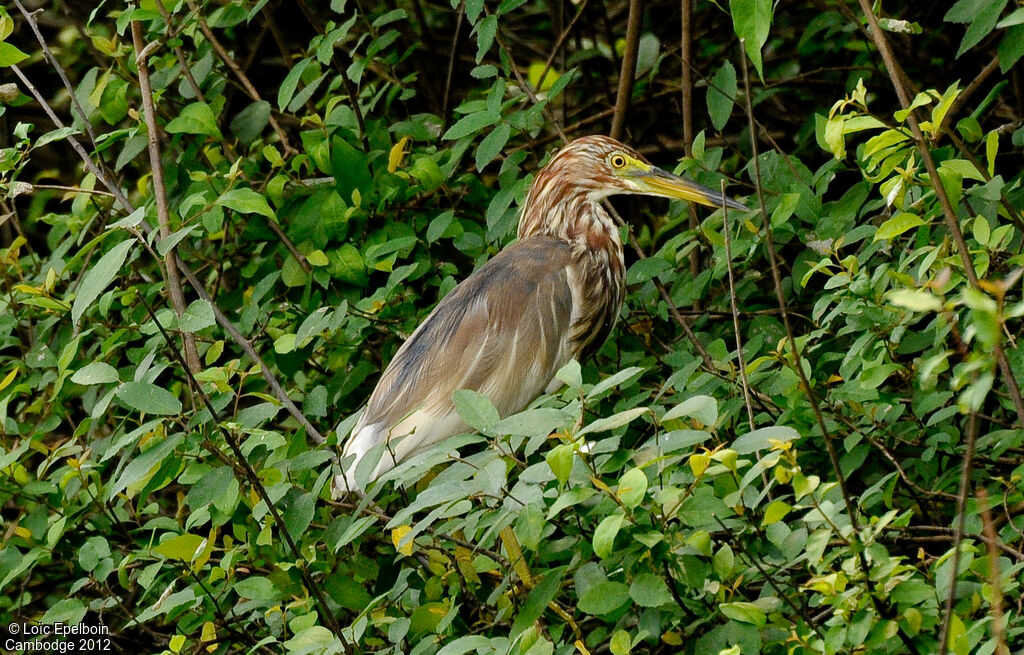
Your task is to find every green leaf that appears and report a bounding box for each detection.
[178,299,215,333]
[546,443,573,485]
[437,636,496,655]
[328,244,366,285]
[731,425,798,454]
[107,431,184,500]
[555,359,582,390]
[587,366,645,399]
[617,468,648,509]
[510,570,565,637]
[944,0,1007,57]
[35,127,80,149]
[514,503,545,551]
[281,491,316,537]
[452,389,499,433]
[278,58,311,110]
[216,188,275,219]
[972,214,991,246]
[579,407,647,436]
[761,500,792,527]
[283,626,335,653]
[443,110,499,140]
[491,407,568,437]
[153,534,205,562]
[662,395,718,426]
[577,580,630,615]
[887,289,943,313]
[874,212,924,241]
[426,210,455,243]
[71,362,119,385]
[235,576,280,601]
[475,15,498,62]
[165,102,223,139]
[0,42,28,66]
[156,224,199,256]
[306,249,329,267]
[230,100,271,144]
[629,573,673,607]
[475,122,511,171]
[720,601,767,628]
[610,629,632,655]
[707,61,737,131]
[730,0,773,80]
[998,24,1024,72]
[593,512,625,559]
[115,381,183,415]
[187,466,234,508]
[71,238,134,326]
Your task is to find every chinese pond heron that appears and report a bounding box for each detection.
[337,135,746,492]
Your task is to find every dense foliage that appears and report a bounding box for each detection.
[1,0,1023,653]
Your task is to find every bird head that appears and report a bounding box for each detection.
[560,135,748,210]
[519,135,747,241]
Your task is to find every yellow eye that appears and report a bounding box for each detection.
[609,153,627,169]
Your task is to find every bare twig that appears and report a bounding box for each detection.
[152,1,206,101]
[680,0,702,285]
[492,28,567,144]
[978,488,1011,655]
[609,0,642,140]
[441,3,465,124]
[936,55,1000,144]
[720,182,755,429]
[534,0,590,103]
[293,0,369,151]
[132,21,202,374]
[938,412,978,655]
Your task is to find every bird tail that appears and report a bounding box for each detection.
[333,422,395,496]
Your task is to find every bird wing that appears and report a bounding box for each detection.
[348,236,577,473]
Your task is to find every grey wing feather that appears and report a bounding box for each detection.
[367,236,575,426]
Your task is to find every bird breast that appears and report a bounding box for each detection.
[566,238,626,361]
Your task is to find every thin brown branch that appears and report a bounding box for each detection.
[10,57,324,444]
[153,1,206,102]
[294,0,369,151]
[442,3,465,124]
[720,183,755,430]
[132,21,202,374]
[938,412,978,655]
[604,202,715,370]
[535,0,590,104]
[183,0,296,155]
[609,0,642,140]
[135,292,350,654]
[738,48,855,524]
[680,0,701,285]
[13,0,101,150]
[855,0,1024,427]
[978,489,1011,655]
[936,55,1000,144]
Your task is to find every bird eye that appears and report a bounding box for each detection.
[609,153,627,169]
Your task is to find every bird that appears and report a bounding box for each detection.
[336,135,746,493]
